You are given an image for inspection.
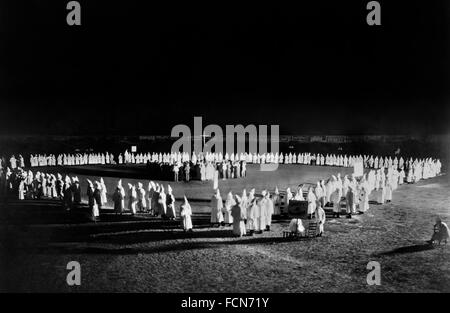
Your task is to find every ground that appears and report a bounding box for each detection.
[0,164,449,292]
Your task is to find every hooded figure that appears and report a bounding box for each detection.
[358,177,370,213]
[294,186,304,201]
[223,192,235,225]
[376,180,386,205]
[327,177,336,204]
[210,189,224,225]
[18,178,25,200]
[270,186,281,215]
[158,185,167,217]
[429,216,450,245]
[63,176,73,211]
[86,179,98,220]
[112,185,125,214]
[180,196,193,231]
[166,185,176,219]
[100,177,108,206]
[346,184,356,217]
[115,180,126,212]
[72,176,82,204]
[307,187,317,217]
[385,179,393,202]
[128,183,137,215]
[49,174,57,198]
[246,197,257,235]
[315,203,326,236]
[93,181,102,213]
[55,173,64,199]
[331,179,341,218]
[264,191,274,231]
[231,195,246,237]
[241,189,248,211]
[342,175,350,196]
[46,174,54,197]
[136,182,147,212]
[147,181,155,214]
[254,191,267,233]
[285,187,293,206]
[314,182,324,207]
[152,183,160,216]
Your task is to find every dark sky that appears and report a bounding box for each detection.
[1,1,449,135]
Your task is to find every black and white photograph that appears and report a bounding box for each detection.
[1,0,449,305]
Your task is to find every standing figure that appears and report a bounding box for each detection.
[307,187,317,218]
[72,177,82,205]
[358,184,370,213]
[385,180,393,203]
[376,181,386,205]
[180,196,193,232]
[166,185,176,219]
[136,182,147,212]
[231,195,246,237]
[315,204,326,236]
[158,185,167,217]
[112,186,125,215]
[272,187,282,215]
[210,189,224,226]
[86,180,98,221]
[127,183,137,215]
[63,176,73,211]
[246,197,257,236]
[264,191,274,231]
[185,163,190,182]
[147,181,155,215]
[94,181,102,216]
[55,174,64,199]
[100,178,108,206]
[254,194,267,234]
[345,185,356,218]
[223,191,235,225]
[331,185,341,218]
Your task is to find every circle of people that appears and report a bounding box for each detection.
[4,151,443,185]
[1,152,442,236]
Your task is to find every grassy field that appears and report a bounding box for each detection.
[0,164,449,292]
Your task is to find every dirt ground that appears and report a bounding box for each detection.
[0,165,449,292]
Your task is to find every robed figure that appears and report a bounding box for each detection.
[180,196,193,231]
[210,189,224,225]
[231,195,246,237]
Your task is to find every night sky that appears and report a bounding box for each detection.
[1,1,449,135]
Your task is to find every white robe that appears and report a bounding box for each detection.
[264,197,274,227]
[210,195,224,223]
[254,199,267,231]
[331,189,341,213]
[231,204,246,236]
[223,197,235,224]
[180,203,193,230]
[246,202,256,231]
[358,188,370,212]
[315,207,326,234]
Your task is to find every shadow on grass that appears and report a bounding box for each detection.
[376,243,435,256]
[24,234,317,256]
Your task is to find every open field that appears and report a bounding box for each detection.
[0,164,449,292]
